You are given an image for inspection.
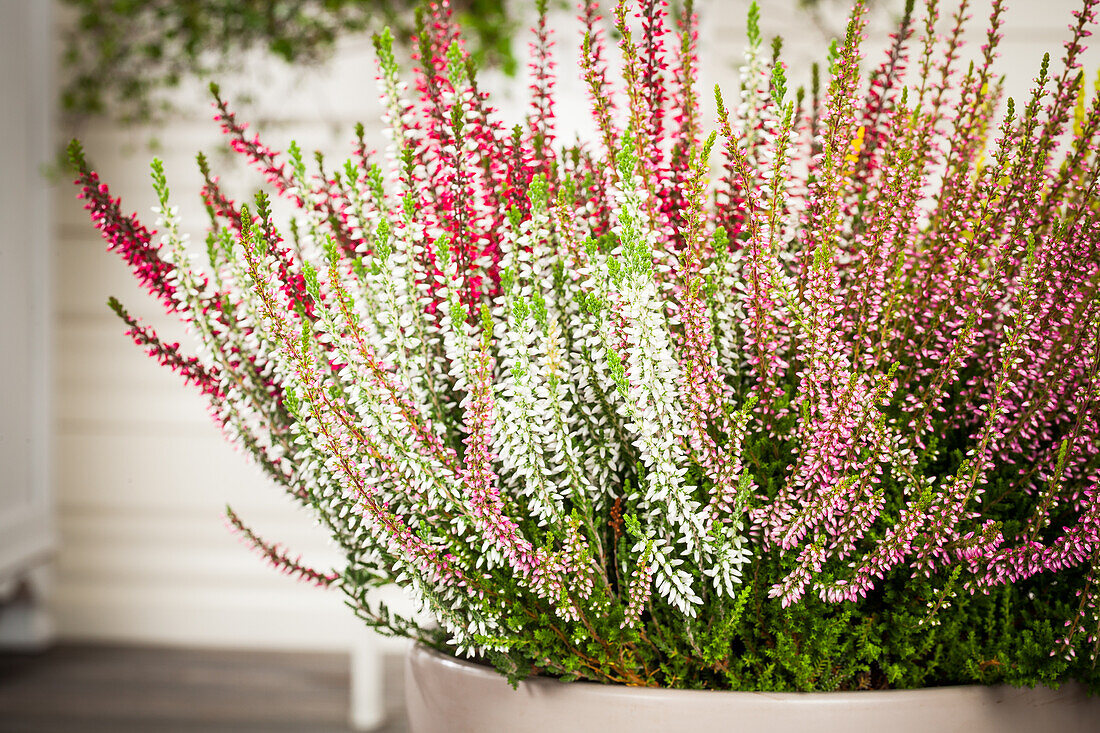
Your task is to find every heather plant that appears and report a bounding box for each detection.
[70,0,1100,693]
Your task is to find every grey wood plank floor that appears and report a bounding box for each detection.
[0,644,407,733]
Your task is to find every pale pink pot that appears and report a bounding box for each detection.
[405,643,1100,733]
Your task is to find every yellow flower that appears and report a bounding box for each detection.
[844,125,866,177]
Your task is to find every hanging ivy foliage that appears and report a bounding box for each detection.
[60,0,516,124]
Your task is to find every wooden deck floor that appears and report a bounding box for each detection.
[0,644,407,732]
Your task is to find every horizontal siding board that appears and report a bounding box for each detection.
[53,516,336,591]
[52,585,365,651]
[56,432,298,512]
[57,319,214,431]
[52,583,413,652]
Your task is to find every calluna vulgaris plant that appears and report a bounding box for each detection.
[71,0,1100,692]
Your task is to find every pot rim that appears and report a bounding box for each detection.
[409,642,1049,702]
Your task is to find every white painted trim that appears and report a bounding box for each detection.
[0,0,55,585]
[0,507,53,581]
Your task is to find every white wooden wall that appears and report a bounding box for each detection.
[51,0,1099,652]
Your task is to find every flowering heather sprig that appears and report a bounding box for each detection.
[77,0,1100,692]
[622,535,656,628]
[526,0,557,171]
[226,506,339,588]
[69,141,179,312]
[107,297,224,400]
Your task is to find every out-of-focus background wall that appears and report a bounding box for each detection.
[3,0,1097,664]
[0,1,54,649]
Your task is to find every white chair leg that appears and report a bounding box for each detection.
[349,630,385,731]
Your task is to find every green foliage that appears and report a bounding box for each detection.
[61,0,517,124]
[460,415,1100,693]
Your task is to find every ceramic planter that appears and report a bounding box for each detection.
[405,643,1100,733]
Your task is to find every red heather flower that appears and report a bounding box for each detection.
[69,141,179,312]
